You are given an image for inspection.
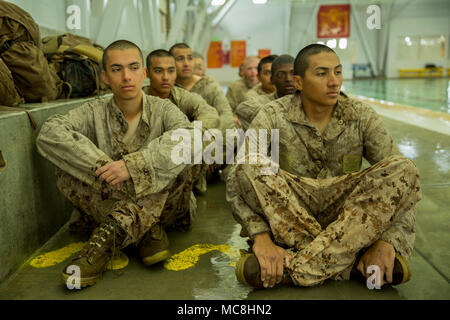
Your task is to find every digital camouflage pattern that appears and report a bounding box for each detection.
[187,75,235,191]
[244,83,271,100]
[226,93,422,286]
[169,86,220,130]
[55,165,196,247]
[188,75,235,133]
[37,93,201,246]
[235,92,277,130]
[143,85,220,130]
[226,78,254,112]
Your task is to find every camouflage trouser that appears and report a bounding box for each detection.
[228,155,421,287]
[56,167,197,248]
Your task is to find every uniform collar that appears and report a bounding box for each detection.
[109,91,150,128]
[286,91,357,126]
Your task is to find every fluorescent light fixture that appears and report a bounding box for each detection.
[212,0,226,6]
[253,0,267,4]
[326,39,336,48]
[339,38,347,49]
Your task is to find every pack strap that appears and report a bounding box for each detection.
[0,105,38,129]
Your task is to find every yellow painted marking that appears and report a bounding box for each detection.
[29,242,85,268]
[29,242,129,270]
[29,242,240,271]
[164,243,240,271]
[106,250,129,270]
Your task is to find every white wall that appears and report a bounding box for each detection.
[385,0,450,78]
[207,0,450,83]
[6,0,165,58]
[207,0,383,83]
[6,0,450,82]
[207,0,290,84]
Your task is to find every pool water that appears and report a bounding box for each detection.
[343,78,450,114]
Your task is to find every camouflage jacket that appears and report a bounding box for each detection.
[36,93,199,199]
[229,93,416,256]
[226,79,254,112]
[187,75,235,132]
[244,83,271,100]
[235,91,278,130]
[144,85,220,130]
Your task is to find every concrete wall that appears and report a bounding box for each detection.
[0,97,103,284]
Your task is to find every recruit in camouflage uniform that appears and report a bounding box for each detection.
[145,83,221,193]
[187,74,235,134]
[226,93,422,287]
[244,83,268,101]
[183,74,236,187]
[226,78,254,112]
[145,85,220,130]
[37,94,200,248]
[235,91,278,131]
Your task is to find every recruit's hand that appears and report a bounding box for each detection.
[252,232,293,288]
[233,115,241,127]
[95,160,131,191]
[357,239,395,287]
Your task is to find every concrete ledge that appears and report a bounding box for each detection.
[0,95,111,285]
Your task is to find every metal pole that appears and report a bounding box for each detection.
[166,0,189,48]
[190,4,208,50]
[95,0,126,46]
[350,0,379,76]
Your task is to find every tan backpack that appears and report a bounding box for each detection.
[43,33,109,98]
[0,1,63,102]
[0,56,22,106]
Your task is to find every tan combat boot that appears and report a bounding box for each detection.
[138,223,171,266]
[391,252,412,285]
[351,252,412,286]
[235,251,293,288]
[61,220,125,288]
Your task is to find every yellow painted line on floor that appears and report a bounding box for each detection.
[29,242,129,270]
[164,243,239,271]
[28,241,239,272]
[29,242,86,268]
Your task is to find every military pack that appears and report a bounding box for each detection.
[0,1,62,103]
[43,33,109,98]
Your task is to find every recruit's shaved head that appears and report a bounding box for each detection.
[257,55,278,74]
[294,44,335,77]
[271,54,294,74]
[242,55,260,68]
[146,49,174,68]
[169,43,191,56]
[102,39,143,70]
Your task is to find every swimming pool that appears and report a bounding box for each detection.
[342,78,450,114]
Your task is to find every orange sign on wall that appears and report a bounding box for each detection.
[258,49,271,59]
[207,41,223,68]
[230,40,246,68]
[317,4,350,38]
